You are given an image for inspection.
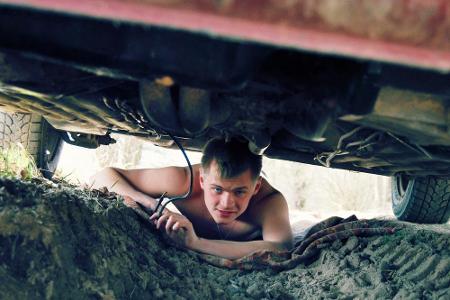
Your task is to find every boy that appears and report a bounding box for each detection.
[90,138,293,259]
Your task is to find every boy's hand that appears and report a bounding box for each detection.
[123,195,156,210]
[150,210,199,249]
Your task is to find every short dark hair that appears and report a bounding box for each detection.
[201,137,262,180]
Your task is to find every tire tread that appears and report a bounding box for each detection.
[0,112,42,160]
[396,176,450,223]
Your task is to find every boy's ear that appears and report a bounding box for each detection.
[199,167,205,189]
[252,176,262,195]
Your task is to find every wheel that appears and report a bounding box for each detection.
[0,112,63,179]
[391,174,450,224]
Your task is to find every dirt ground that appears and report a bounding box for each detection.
[0,178,449,299]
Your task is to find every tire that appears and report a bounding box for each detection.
[0,112,63,179]
[391,174,450,224]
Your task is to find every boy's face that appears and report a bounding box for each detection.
[200,160,261,224]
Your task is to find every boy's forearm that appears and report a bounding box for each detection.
[89,167,157,209]
[190,238,288,260]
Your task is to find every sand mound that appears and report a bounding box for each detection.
[0,178,449,299]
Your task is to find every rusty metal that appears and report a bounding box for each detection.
[178,87,210,135]
[0,83,147,135]
[1,0,449,71]
[340,87,450,146]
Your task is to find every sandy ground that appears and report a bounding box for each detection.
[1,177,449,299]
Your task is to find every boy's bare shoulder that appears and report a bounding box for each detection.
[252,177,281,203]
[244,178,285,220]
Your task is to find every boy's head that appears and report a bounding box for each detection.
[200,138,263,224]
[200,137,262,181]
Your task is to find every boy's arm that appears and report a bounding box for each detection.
[87,166,191,209]
[191,239,287,260]
[195,190,292,259]
[186,191,293,259]
[256,190,294,250]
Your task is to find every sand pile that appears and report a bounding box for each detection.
[0,178,449,299]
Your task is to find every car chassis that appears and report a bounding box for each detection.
[0,0,449,223]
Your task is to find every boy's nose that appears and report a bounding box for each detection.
[220,192,235,208]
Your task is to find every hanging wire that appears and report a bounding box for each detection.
[153,131,194,217]
[315,126,364,167]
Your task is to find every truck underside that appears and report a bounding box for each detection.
[0,0,449,177]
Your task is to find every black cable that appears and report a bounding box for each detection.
[154,131,193,216]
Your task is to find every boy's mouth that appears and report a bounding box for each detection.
[216,209,235,218]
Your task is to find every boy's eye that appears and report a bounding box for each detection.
[213,187,222,193]
[234,190,246,197]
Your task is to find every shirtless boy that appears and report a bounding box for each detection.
[90,138,293,259]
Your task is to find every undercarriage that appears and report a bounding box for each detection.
[1,48,449,177]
